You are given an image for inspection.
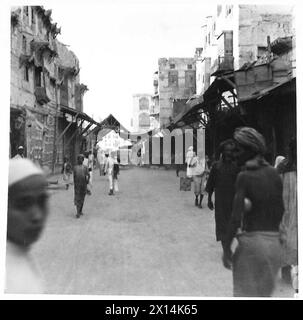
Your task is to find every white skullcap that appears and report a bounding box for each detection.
[8,158,44,187]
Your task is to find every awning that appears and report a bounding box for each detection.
[164,94,205,130]
[203,72,235,102]
[60,105,99,126]
[91,114,130,136]
[238,77,295,103]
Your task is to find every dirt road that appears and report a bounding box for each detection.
[32,167,294,297]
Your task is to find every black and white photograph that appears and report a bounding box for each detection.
[0,0,300,300]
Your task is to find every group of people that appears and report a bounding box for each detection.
[6,127,297,296]
[5,148,121,293]
[185,127,297,297]
[62,150,121,219]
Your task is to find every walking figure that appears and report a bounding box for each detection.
[73,154,90,218]
[104,151,115,195]
[225,127,284,297]
[113,156,120,193]
[190,152,209,208]
[206,139,240,261]
[83,151,92,195]
[62,156,72,190]
[185,146,194,178]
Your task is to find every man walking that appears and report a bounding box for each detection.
[224,127,284,297]
[190,152,209,208]
[73,154,90,218]
[206,139,240,265]
[104,151,115,195]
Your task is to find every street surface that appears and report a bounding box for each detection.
[32,167,294,297]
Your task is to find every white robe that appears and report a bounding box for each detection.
[5,242,44,294]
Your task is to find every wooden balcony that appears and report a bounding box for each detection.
[34,86,50,105]
[211,55,234,76]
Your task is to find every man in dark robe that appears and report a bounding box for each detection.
[206,139,240,264]
[73,154,90,218]
[224,127,284,297]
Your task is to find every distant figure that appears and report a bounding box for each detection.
[189,152,209,208]
[13,146,25,159]
[186,146,194,178]
[225,127,284,297]
[88,150,94,193]
[6,158,49,293]
[83,151,92,195]
[104,151,115,195]
[61,156,72,190]
[113,157,120,193]
[97,149,106,176]
[73,154,90,218]
[206,139,240,261]
[277,138,297,290]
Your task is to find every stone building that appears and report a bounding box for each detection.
[10,6,91,173]
[156,57,196,127]
[196,4,294,95]
[190,4,295,161]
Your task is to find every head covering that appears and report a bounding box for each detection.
[18,146,24,150]
[234,127,266,155]
[9,158,44,187]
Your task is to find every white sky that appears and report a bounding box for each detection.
[45,0,215,130]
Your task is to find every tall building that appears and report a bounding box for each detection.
[193,4,295,161]
[196,4,294,95]
[10,6,91,172]
[131,94,153,133]
[155,57,196,127]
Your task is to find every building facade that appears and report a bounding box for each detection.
[10,6,89,173]
[155,58,196,127]
[196,4,294,95]
[131,93,153,133]
[192,4,295,161]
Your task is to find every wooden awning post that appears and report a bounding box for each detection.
[64,119,84,147]
[55,112,79,145]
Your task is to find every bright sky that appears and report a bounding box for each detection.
[45,0,215,130]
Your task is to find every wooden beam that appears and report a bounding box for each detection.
[218,75,236,89]
[64,119,84,146]
[55,113,79,145]
[229,89,237,98]
[221,96,233,109]
[80,122,93,136]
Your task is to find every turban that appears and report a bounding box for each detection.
[234,127,266,155]
[8,158,44,187]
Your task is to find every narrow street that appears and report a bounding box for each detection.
[32,167,293,297]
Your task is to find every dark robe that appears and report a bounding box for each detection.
[73,165,89,208]
[206,159,239,241]
[227,159,284,297]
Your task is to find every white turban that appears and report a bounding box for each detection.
[8,158,44,187]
